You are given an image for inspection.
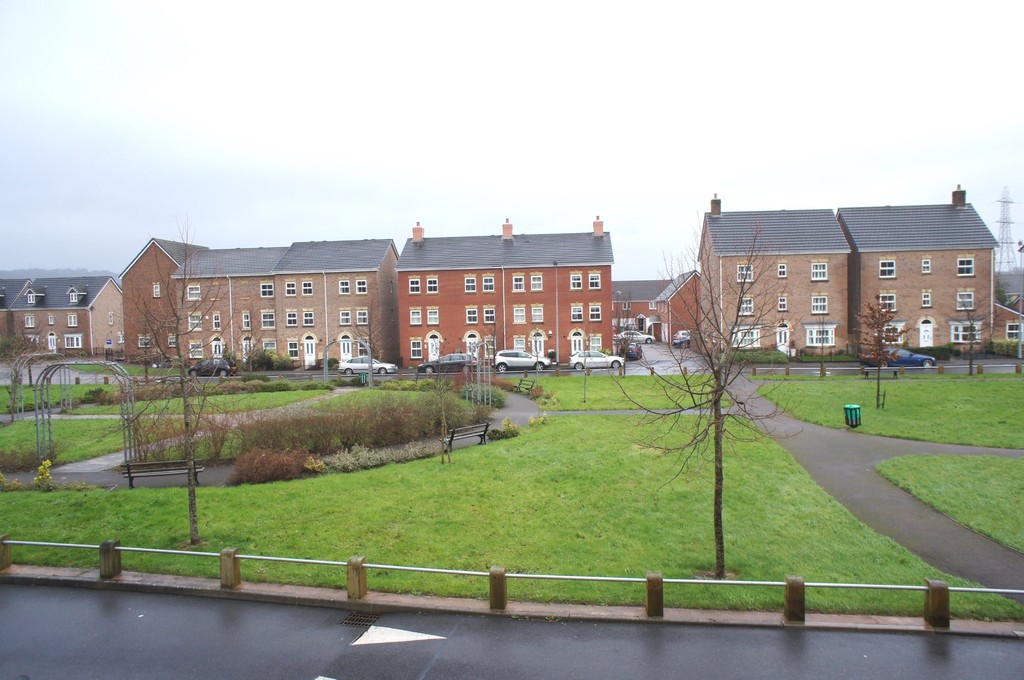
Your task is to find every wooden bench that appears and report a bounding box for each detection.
[514,378,536,393]
[439,423,490,462]
[120,460,205,489]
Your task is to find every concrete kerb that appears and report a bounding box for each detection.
[2,565,1021,639]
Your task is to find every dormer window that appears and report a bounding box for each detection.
[27,292,36,305]
[69,291,80,304]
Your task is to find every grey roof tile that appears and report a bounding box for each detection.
[704,209,850,256]
[612,279,671,301]
[273,240,395,273]
[397,232,614,271]
[153,239,208,266]
[654,271,698,302]
[11,276,119,310]
[0,278,30,309]
[184,247,290,277]
[837,203,997,251]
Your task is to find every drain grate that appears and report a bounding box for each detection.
[341,611,380,628]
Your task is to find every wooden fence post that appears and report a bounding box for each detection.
[924,579,949,629]
[220,547,242,589]
[99,540,121,579]
[784,575,805,623]
[751,367,757,376]
[645,571,664,617]
[489,566,507,610]
[0,535,10,571]
[347,556,367,600]
[977,364,984,375]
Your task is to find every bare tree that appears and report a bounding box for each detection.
[631,236,782,579]
[856,294,904,409]
[127,220,221,545]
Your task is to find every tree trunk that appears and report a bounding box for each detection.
[712,393,725,579]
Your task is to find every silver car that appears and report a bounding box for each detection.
[337,357,399,374]
[569,350,622,370]
[493,350,551,372]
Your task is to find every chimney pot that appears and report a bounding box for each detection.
[711,194,722,216]
[412,222,424,242]
[593,215,604,237]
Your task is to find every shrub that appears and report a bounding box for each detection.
[33,460,55,491]
[460,384,506,409]
[272,355,294,371]
[320,443,437,473]
[909,345,959,360]
[228,449,308,485]
[488,416,520,441]
[81,387,107,404]
[327,357,339,369]
[0,446,44,472]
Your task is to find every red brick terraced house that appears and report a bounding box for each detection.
[699,196,852,355]
[611,279,670,338]
[395,217,615,367]
[121,238,399,367]
[652,271,701,343]
[7,276,123,356]
[838,186,997,351]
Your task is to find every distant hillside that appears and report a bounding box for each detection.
[0,268,119,280]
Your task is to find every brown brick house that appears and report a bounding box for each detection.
[395,218,614,367]
[7,276,123,356]
[121,238,399,367]
[0,278,31,336]
[838,186,997,350]
[611,279,669,338]
[699,196,852,354]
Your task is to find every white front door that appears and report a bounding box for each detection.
[428,336,441,361]
[919,320,933,347]
[531,332,545,357]
[47,333,57,352]
[776,324,790,355]
[339,336,352,360]
[303,336,316,368]
[211,338,223,357]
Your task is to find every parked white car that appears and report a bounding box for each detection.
[615,330,655,344]
[569,350,622,370]
[337,357,399,374]
[493,350,551,372]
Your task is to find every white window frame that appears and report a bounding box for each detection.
[356,279,368,294]
[921,259,931,274]
[24,315,35,328]
[260,282,275,298]
[805,326,835,347]
[108,311,115,325]
[185,284,200,301]
[777,263,787,278]
[188,313,201,331]
[167,334,177,348]
[777,296,788,312]
[956,291,974,310]
[212,313,221,330]
[427,309,439,325]
[426,277,438,294]
[303,311,315,326]
[570,273,583,290]
[302,281,313,296]
[879,293,896,311]
[921,292,932,308]
[409,309,421,325]
[531,274,543,291]
[588,273,601,290]
[152,283,161,298]
[483,307,496,324]
[589,304,602,322]
[811,296,828,315]
[286,311,298,327]
[1007,322,1021,341]
[138,335,151,348]
[410,339,423,360]
[262,340,277,351]
[513,307,526,324]
[288,341,299,359]
[409,278,421,294]
[571,305,584,322]
[339,280,351,294]
[739,297,753,316]
[466,308,478,324]
[285,281,296,296]
[879,260,896,278]
[340,309,352,325]
[737,264,753,282]
[951,322,981,343]
[241,312,251,330]
[482,276,495,292]
[261,311,276,329]
[731,327,760,348]
[356,309,368,325]
[67,313,78,328]
[64,334,84,350]
[957,258,975,276]
[811,262,828,281]
[465,276,477,293]
[512,275,525,292]
[531,305,544,323]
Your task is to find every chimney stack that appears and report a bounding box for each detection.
[952,184,966,208]
[502,218,513,240]
[710,193,722,216]
[593,215,604,237]
[412,221,424,242]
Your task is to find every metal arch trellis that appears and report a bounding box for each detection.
[32,361,137,465]
[8,352,65,419]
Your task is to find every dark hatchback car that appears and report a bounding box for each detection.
[861,348,937,368]
[188,357,237,377]
[416,352,476,374]
[623,342,644,361]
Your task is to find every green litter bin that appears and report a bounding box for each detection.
[358,372,367,386]
[844,404,861,428]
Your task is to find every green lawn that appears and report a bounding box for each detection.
[0,419,127,464]
[535,375,716,411]
[757,378,1024,448]
[877,455,1024,552]
[1,415,1019,620]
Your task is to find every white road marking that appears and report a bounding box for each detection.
[350,625,446,646]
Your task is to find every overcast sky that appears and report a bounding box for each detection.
[2,1,1021,279]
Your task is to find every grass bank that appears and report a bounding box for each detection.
[535,375,716,411]
[1,415,1019,620]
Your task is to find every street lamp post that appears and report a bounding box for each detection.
[553,261,560,367]
[1017,242,1023,361]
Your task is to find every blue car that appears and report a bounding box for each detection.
[862,348,937,368]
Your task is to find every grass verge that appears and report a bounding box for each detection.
[757,378,1024,448]
[1,415,1019,620]
[0,419,128,465]
[536,375,716,411]
[877,455,1024,552]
